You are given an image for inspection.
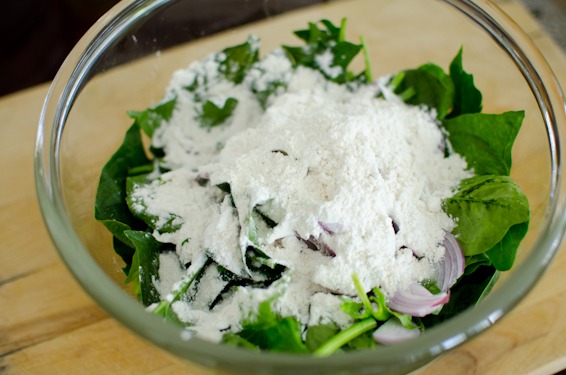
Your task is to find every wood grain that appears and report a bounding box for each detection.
[1,0,565,374]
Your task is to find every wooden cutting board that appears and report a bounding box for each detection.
[1,0,565,374]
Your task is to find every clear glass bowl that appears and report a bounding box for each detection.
[34,0,566,374]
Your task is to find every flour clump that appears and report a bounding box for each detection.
[129,42,470,340]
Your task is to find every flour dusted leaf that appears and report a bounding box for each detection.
[126,174,183,234]
[217,35,260,84]
[151,256,211,324]
[197,97,239,128]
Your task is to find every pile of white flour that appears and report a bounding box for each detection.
[130,46,470,342]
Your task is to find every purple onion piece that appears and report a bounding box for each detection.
[391,219,400,234]
[435,232,465,292]
[388,233,463,318]
[297,234,336,258]
[300,236,318,251]
[389,284,450,317]
[318,221,344,235]
[373,318,421,345]
[320,240,336,258]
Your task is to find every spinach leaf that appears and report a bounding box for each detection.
[124,230,162,306]
[252,79,287,110]
[283,19,368,84]
[443,175,530,261]
[245,247,286,281]
[485,221,529,271]
[448,48,482,117]
[345,330,377,351]
[124,242,141,297]
[217,36,260,84]
[305,323,340,352]
[197,97,239,128]
[152,256,211,324]
[112,236,136,275]
[127,98,177,138]
[126,174,183,234]
[230,298,308,353]
[442,111,525,176]
[242,211,286,281]
[222,333,261,350]
[392,63,455,119]
[95,123,152,268]
[464,252,491,275]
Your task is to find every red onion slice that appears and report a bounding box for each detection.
[318,221,344,235]
[388,233,463,317]
[389,284,449,317]
[297,234,336,258]
[436,232,465,292]
[373,318,421,345]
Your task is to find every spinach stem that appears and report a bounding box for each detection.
[339,18,347,42]
[352,273,372,314]
[360,36,373,82]
[313,318,377,357]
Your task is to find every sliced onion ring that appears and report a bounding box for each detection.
[388,232,464,317]
[389,283,450,317]
[373,318,421,345]
[436,232,465,292]
[318,221,344,235]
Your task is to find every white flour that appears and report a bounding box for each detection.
[132,45,470,342]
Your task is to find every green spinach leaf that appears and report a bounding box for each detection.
[305,323,340,352]
[464,253,491,275]
[448,48,482,117]
[443,175,530,260]
[392,63,455,119]
[124,230,162,306]
[485,221,529,271]
[217,36,260,84]
[283,19,368,84]
[127,98,177,138]
[124,241,141,297]
[442,111,525,176]
[197,97,239,128]
[230,298,308,353]
[95,123,152,268]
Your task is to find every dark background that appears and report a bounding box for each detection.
[0,0,564,98]
[1,0,119,97]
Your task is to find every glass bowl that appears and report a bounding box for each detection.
[34,0,566,374]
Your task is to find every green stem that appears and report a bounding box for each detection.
[339,18,348,42]
[314,318,377,357]
[352,273,372,314]
[360,36,373,82]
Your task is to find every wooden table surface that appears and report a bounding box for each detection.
[1,1,566,374]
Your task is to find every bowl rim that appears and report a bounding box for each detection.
[34,0,566,372]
